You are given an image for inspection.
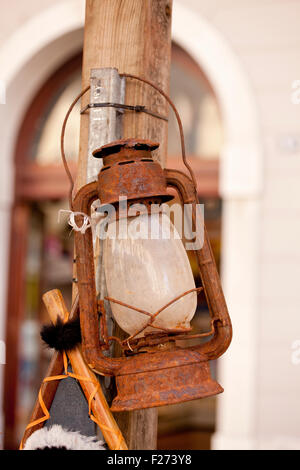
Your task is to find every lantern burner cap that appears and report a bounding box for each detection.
[93,138,172,206]
[92,138,159,159]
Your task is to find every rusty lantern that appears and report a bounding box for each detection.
[73,138,232,412]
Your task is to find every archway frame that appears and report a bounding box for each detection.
[0,0,263,449]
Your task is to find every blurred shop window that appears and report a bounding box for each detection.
[5,53,83,449]
[16,202,74,439]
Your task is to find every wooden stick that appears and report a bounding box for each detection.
[42,289,127,451]
[20,297,80,448]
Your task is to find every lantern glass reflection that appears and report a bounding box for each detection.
[104,212,197,336]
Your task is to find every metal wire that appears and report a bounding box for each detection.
[105,286,205,348]
[80,102,168,121]
[60,85,90,210]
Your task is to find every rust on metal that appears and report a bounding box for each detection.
[72,138,232,411]
[93,138,173,207]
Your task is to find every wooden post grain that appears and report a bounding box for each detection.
[78,0,173,189]
[78,0,173,449]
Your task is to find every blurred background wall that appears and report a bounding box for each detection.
[0,0,300,450]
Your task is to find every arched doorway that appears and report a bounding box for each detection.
[4,42,223,449]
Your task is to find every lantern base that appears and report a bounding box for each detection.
[111,360,223,412]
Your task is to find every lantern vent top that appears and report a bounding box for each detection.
[92,138,159,159]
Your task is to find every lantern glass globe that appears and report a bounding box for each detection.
[104,212,197,336]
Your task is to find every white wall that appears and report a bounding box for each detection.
[0,0,62,44]
[182,0,300,449]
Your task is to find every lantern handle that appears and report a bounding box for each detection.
[164,168,232,360]
[60,74,199,210]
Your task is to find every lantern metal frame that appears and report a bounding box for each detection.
[73,138,232,412]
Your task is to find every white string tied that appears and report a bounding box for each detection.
[58,209,92,234]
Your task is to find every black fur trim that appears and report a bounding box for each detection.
[40,317,81,351]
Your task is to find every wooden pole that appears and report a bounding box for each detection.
[77,0,173,450]
[77,0,173,189]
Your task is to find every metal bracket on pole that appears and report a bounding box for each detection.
[86,68,125,183]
